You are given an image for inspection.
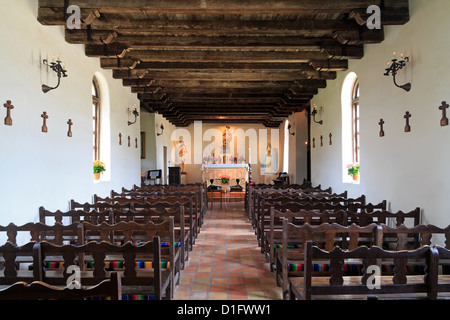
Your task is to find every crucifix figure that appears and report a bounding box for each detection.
[119,133,122,145]
[135,137,138,148]
[41,112,49,133]
[128,135,131,147]
[329,133,332,145]
[404,111,411,132]
[312,137,315,148]
[379,119,385,137]
[67,119,73,137]
[4,100,14,126]
[439,101,449,126]
[320,135,323,147]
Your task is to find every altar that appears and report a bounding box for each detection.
[201,164,249,184]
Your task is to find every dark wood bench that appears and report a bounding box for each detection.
[0,272,121,300]
[289,241,441,300]
[277,221,381,299]
[36,236,172,300]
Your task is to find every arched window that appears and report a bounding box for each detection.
[341,72,360,183]
[352,79,360,164]
[92,78,101,161]
[283,120,289,173]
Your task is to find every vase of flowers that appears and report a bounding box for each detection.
[347,163,360,181]
[220,174,230,184]
[93,160,106,180]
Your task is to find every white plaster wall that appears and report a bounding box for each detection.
[310,0,450,235]
[0,1,140,241]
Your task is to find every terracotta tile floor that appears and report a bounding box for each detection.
[174,201,282,300]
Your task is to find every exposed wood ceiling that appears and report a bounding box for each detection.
[37,0,410,127]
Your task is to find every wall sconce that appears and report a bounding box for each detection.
[157,123,164,136]
[384,52,411,92]
[127,106,139,126]
[311,105,323,125]
[287,123,295,135]
[42,56,68,93]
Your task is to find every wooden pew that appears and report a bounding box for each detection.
[0,272,121,300]
[36,236,172,300]
[0,222,83,246]
[40,206,114,225]
[277,221,381,299]
[256,198,386,255]
[254,193,369,237]
[79,218,180,289]
[69,200,134,212]
[289,241,439,300]
[108,207,190,266]
[94,195,199,242]
[266,207,421,269]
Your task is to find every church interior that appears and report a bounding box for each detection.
[2,0,450,303]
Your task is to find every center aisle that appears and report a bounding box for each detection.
[174,201,282,300]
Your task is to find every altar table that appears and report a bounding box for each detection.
[201,164,249,184]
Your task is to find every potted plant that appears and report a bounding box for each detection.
[219,174,230,184]
[93,160,106,180]
[347,163,360,181]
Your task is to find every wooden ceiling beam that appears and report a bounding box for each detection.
[38,0,407,15]
[128,80,323,89]
[112,69,337,81]
[86,46,363,61]
[100,59,349,72]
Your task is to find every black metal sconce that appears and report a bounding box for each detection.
[287,123,295,135]
[127,107,139,126]
[384,52,411,92]
[42,57,68,93]
[157,124,164,136]
[311,106,323,125]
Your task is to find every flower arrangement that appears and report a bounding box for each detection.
[346,163,360,179]
[93,160,106,174]
[219,174,230,184]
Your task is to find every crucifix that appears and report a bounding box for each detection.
[135,137,138,148]
[320,135,323,147]
[378,119,385,137]
[128,135,131,147]
[67,119,73,137]
[404,111,411,132]
[439,101,449,126]
[41,112,49,133]
[312,137,315,148]
[119,133,122,145]
[4,100,14,126]
[329,133,332,145]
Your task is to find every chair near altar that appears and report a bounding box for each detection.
[202,164,249,208]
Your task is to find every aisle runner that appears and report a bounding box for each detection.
[173,201,282,300]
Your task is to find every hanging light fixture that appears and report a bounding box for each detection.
[384,52,411,92]
[42,55,68,93]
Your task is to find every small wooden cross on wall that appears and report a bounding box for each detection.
[41,112,49,133]
[128,135,131,147]
[312,137,315,148]
[135,137,138,148]
[439,101,449,126]
[119,133,122,145]
[379,119,385,137]
[4,100,14,126]
[329,133,332,145]
[67,119,73,137]
[404,111,411,132]
[320,135,323,147]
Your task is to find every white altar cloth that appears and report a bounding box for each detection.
[201,164,249,183]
